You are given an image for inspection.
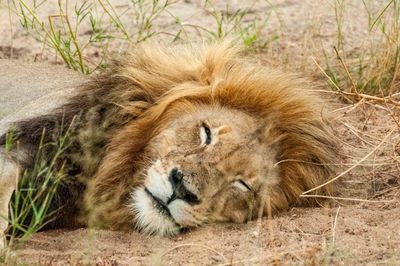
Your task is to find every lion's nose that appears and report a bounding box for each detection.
[170,167,184,187]
[167,168,200,205]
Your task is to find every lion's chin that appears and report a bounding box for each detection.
[131,188,180,236]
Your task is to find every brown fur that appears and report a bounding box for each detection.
[1,40,338,232]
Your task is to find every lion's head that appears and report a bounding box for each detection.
[132,106,278,235]
[66,41,340,236]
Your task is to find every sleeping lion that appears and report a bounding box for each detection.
[0,41,338,243]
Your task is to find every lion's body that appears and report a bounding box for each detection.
[0,41,338,236]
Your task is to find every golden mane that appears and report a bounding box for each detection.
[81,40,338,228]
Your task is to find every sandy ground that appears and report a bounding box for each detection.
[5,207,400,265]
[0,0,399,265]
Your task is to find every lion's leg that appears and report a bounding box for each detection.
[0,151,19,251]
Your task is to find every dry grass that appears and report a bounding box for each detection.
[323,0,400,97]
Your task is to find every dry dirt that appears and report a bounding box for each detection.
[0,0,399,265]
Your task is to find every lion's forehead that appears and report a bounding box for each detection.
[168,105,258,129]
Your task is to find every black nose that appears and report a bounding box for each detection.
[167,168,200,205]
[170,167,184,189]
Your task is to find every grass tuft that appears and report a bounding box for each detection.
[324,0,400,100]
[4,118,76,247]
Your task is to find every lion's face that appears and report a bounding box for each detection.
[131,106,279,235]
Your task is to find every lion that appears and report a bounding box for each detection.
[0,40,338,242]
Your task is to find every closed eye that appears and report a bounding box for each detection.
[200,122,212,145]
